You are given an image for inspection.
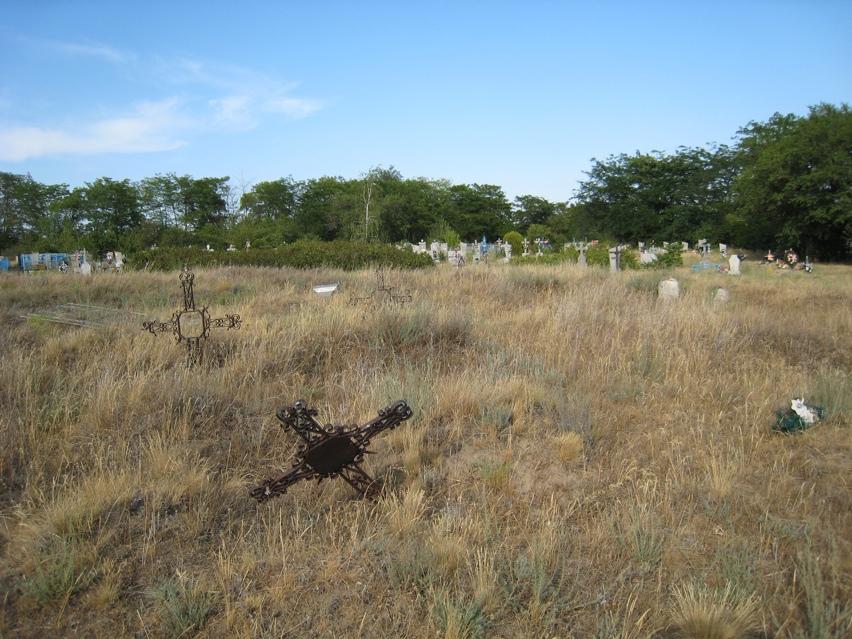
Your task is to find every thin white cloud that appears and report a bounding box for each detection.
[263,96,325,119]
[0,98,187,161]
[0,46,325,160]
[209,95,256,130]
[160,57,325,122]
[21,35,136,64]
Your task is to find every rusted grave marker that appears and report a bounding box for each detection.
[142,266,242,367]
[348,269,412,306]
[251,399,413,501]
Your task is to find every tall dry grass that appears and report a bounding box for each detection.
[0,261,849,637]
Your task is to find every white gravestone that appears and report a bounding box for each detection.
[79,261,92,276]
[728,254,741,275]
[578,246,587,267]
[640,251,657,265]
[714,288,730,304]
[608,247,620,272]
[658,278,680,300]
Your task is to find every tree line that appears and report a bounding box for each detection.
[1,102,849,260]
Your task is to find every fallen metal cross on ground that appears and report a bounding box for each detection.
[142,266,242,367]
[348,269,412,306]
[22,302,146,328]
[250,399,413,501]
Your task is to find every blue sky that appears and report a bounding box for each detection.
[1,1,850,201]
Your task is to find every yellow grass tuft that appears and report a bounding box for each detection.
[383,485,427,536]
[669,583,761,639]
[553,431,584,464]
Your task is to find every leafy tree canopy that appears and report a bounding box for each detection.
[1,102,848,260]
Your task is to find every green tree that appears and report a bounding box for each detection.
[65,178,142,253]
[576,146,737,243]
[0,172,70,251]
[240,177,301,220]
[526,223,552,243]
[378,178,444,242]
[512,195,556,232]
[545,202,598,242]
[296,176,360,240]
[446,183,511,240]
[176,176,230,231]
[139,174,181,229]
[732,103,852,259]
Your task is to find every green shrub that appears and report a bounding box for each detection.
[430,587,487,639]
[620,249,639,270]
[21,539,95,605]
[152,578,215,638]
[130,240,434,271]
[587,244,610,267]
[503,231,523,257]
[643,247,683,269]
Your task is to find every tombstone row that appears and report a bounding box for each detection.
[408,240,511,264]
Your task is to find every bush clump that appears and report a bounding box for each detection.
[643,247,683,269]
[131,240,435,271]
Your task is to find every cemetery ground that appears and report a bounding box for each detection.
[0,262,849,639]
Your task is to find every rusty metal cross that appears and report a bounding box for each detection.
[142,266,242,367]
[348,269,412,306]
[251,399,413,501]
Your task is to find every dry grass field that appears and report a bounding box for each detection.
[0,260,849,638]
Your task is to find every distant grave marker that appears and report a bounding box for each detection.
[312,282,340,296]
[251,399,413,501]
[714,287,730,304]
[658,277,680,300]
[728,254,742,275]
[142,266,242,367]
[609,246,626,272]
[348,269,412,306]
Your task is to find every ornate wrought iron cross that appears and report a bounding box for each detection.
[251,399,413,501]
[142,266,242,367]
[348,269,412,306]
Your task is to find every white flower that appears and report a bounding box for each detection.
[791,398,817,424]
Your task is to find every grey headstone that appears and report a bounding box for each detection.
[658,278,680,300]
[608,247,620,272]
